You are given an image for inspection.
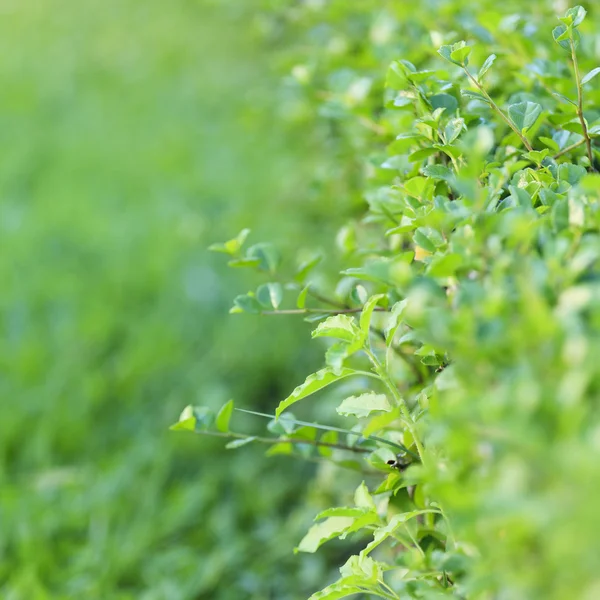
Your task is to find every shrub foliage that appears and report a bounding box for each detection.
[177,4,600,599]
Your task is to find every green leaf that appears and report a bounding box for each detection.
[354,482,376,510]
[478,53,496,80]
[267,411,297,435]
[423,164,453,181]
[169,404,197,431]
[384,299,408,345]
[522,149,549,166]
[508,101,542,132]
[450,41,471,65]
[553,25,580,50]
[444,117,465,144]
[294,254,322,282]
[276,368,359,417]
[215,400,234,433]
[461,89,490,103]
[312,314,362,343]
[208,228,250,255]
[246,243,280,274]
[256,283,283,309]
[297,517,356,553]
[429,93,458,113]
[539,136,560,153]
[427,253,463,277]
[413,229,436,253]
[230,293,262,314]
[297,284,310,309]
[563,6,586,27]
[359,294,386,337]
[337,393,391,418]
[225,437,256,449]
[438,41,470,66]
[315,507,372,519]
[403,176,434,200]
[307,582,366,600]
[582,67,600,85]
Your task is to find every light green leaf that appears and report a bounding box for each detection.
[276,368,359,417]
[354,482,376,510]
[297,517,356,553]
[230,293,262,314]
[246,242,280,274]
[444,117,465,144]
[438,41,470,66]
[478,53,496,80]
[384,299,408,346]
[359,294,386,337]
[294,254,322,282]
[315,507,373,519]
[508,101,542,132]
[563,5,586,27]
[450,41,471,65]
[582,67,600,86]
[312,314,362,343]
[307,582,367,600]
[169,404,197,431]
[340,554,382,582]
[297,284,310,309]
[208,228,250,255]
[256,283,283,309]
[337,393,391,419]
[423,164,453,181]
[427,253,463,277]
[539,136,560,153]
[215,400,234,433]
[225,437,256,449]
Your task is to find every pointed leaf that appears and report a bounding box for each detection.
[312,315,362,343]
[256,283,283,309]
[478,53,496,80]
[359,294,385,337]
[225,437,256,449]
[169,405,197,432]
[582,67,600,85]
[276,368,359,417]
[246,243,280,274]
[337,393,391,418]
[215,400,234,433]
[297,517,356,553]
[354,482,376,510]
[297,284,310,309]
[508,101,542,131]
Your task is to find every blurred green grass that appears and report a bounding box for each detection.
[0,2,340,598]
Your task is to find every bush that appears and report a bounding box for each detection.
[185,3,600,598]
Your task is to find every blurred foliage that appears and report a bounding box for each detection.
[0,1,353,598]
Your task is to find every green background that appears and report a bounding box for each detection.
[0,2,343,598]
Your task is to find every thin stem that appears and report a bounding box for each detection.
[463,68,534,151]
[261,307,388,316]
[192,429,372,453]
[306,288,347,309]
[364,348,427,465]
[570,36,595,169]
[553,138,586,159]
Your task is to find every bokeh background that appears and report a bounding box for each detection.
[0,2,352,598]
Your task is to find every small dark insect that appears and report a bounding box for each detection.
[386,454,411,471]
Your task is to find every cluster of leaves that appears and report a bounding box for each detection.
[176,4,600,599]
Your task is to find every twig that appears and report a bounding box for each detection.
[261,307,388,316]
[553,138,586,159]
[570,37,595,169]
[192,429,372,453]
[462,68,534,151]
